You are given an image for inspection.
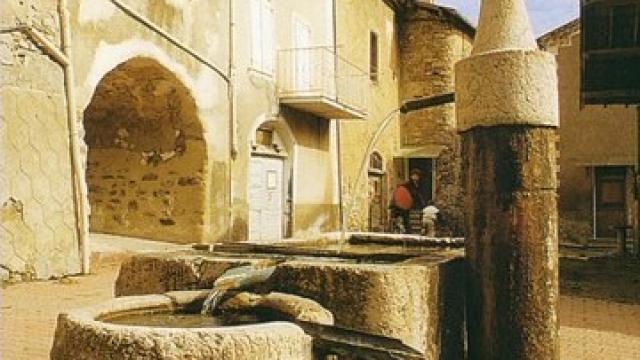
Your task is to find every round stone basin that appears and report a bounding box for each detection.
[50,291,313,360]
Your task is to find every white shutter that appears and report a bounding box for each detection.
[294,18,311,90]
[250,0,262,69]
[263,2,275,74]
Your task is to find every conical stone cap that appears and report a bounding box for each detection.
[455,0,559,131]
[472,0,537,55]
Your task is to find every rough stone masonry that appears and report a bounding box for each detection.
[456,0,560,359]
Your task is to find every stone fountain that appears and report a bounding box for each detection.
[51,233,465,359]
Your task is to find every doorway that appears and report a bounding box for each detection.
[595,166,628,238]
[406,158,434,204]
[248,156,285,242]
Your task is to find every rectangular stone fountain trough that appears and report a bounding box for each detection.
[115,233,466,359]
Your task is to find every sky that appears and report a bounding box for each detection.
[435,0,580,36]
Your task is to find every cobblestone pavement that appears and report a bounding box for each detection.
[1,260,639,359]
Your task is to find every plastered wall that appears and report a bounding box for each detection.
[1,0,81,280]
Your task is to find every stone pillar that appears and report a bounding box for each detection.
[455,1,560,359]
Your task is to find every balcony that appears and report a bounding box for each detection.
[277,46,368,119]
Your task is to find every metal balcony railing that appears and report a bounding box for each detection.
[277,46,368,119]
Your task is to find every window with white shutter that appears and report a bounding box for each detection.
[250,0,275,75]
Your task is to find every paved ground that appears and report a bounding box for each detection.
[0,260,121,360]
[1,235,639,359]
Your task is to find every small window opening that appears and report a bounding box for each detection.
[256,128,274,146]
[369,31,379,82]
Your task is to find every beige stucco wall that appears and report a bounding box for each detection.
[337,0,401,231]
[71,0,231,244]
[543,30,637,239]
[1,1,81,280]
[231,0,339,240]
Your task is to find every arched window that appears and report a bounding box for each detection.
[369,152,384,173]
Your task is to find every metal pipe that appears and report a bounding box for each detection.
[227,0,237,242]
[228,0,238,159]
[59,0,91,274]
[0,26,68,67]
[332,0,346,234]
[109,0,229,83]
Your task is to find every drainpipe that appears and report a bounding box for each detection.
[0,25,68,66]
[332,0,346,235]
[227,0,237,242]
[59,0,90,274]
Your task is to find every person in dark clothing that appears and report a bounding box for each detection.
[406,168,427,210]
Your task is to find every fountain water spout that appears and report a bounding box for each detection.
[341,92,455,239]
[201,265,276,315]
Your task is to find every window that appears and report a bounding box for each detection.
[369,152,384,172]
[293,16,312,90]
[596,167,627,209]
[611,5,637,48]
[251,0,275,74]
[584,2,640,50]
[369,31,379,82]
[256,128,274,146]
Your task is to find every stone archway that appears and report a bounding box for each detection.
[84,57,207,243]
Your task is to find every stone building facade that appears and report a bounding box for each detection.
[2,0,473,280]
[397,4,474,235]
[540,21,638,241]
[336,1,473,235]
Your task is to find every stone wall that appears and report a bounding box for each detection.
[84,58,207,243]
[398,5,473,236]
[1,0,81,280]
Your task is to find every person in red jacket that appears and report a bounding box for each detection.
[390,168,428,233]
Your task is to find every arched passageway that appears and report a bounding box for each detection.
[84,57,207,243]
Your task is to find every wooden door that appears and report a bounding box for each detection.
[595,166,627,238]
